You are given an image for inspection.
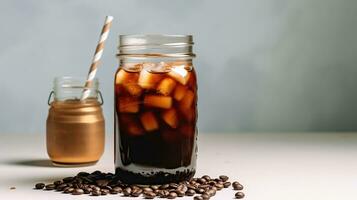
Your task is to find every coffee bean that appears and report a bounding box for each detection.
[157,190,169,198]
[197,178,207,184]
[53,180,63,185]
[219,175,229,182]
[167,192,178,199]
[63,187,74,193]
[131,189,142,197]
[207,189,216,196]
[83,188,92,194]
[150,185,159,190]
[186,189,196,196]
[235,192,245,199]
[35,183,45,189]
[159,184,170,189]
[100,189,109,195]
[91,190,101,196]
[177,184,187,192]
[72,188,84,195]
[45,184,56,190]
[62,177,74,183]
[112,186,122,193]
[169,183,179,189]
[232,182,243,190]
[143,191,156,199]
[96,179,109,187]
[215,183,224,190]
[201,193,210,200]
[202,175,211,181]
[175,190,185,197]
[196,188,205,194]
[123,187,132,196]
[223,182,231,188]
[77,172,90,177]
[194,196,204,200]
[143,187,153,192]
[56,183,67,191]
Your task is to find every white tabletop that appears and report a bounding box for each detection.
[0,132,356,200]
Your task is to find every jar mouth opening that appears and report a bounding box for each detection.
[119,34,193,46]
[54,76,99,89]
[118,34,195,59]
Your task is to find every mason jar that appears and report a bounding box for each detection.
[46,77,105,166]
[115,34,198,184]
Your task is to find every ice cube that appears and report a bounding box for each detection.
[145,62,171,73]
[144,95,172,109]
[140,112,159,132]
[168,65,191,85]
[173,85,187,101]
[124,84,142,96]
[157,78,176,95]
[162,108,178,128]
[179,90,195,109]
[115,69,138,85]
[118,97,140,113]
[122,63,143,72]
[138,69,162,89]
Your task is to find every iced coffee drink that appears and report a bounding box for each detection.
[115,34,197,184]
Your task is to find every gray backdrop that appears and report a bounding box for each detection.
[1,0,357,133]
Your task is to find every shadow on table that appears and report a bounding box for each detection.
[6,159,55,167]
[5,159,97,168]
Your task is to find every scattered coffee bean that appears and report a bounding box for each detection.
[123,187,132,196]
[33,171,245,199]
[83,188,92,194]
[167,192,178,199]
[112,186,122,193]
[143,191,156,199]
[223,181,231,188]
[63,187,74,193]
[10,186,16,190]
[91,190,101,196]
[160,184,170,189]
[215,183,224,190]
[235,191,245,199]
[72,188,84,195]
[100,189,109,195]
[232,182,244,190]
[35,183,45,189]
[56,183,67,191]
[186,189,195,196]
[53,180,63,185]
[143,187,153,192]
[62,177,74,183]
[202,175,211,181]
[219,175,229,182]
[150,185,159,190]
[194,196,204,200]
[45,184,56,190]
[201,193,210,200]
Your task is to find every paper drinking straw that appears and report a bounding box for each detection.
[81,16,113,100]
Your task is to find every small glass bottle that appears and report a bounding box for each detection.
[115,35,198,184]
[46,77,105,166]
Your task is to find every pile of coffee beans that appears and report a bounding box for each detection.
[34,171,245,199]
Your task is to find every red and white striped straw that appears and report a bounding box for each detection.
[81,16,113,100]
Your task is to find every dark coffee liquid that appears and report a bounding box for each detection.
[114,63,197,184]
